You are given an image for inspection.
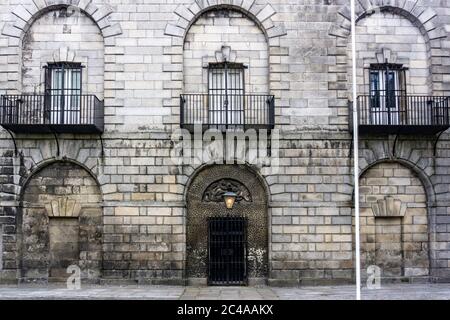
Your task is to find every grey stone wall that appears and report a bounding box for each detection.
[20,161,102,283]
[350,11,431,96]
[360,162,429,279]
[22,8,104,97]
[183,9,269,94]
[0,0,449,285]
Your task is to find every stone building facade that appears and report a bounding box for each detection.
[0,0,449,286]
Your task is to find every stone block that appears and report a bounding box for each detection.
[115,207,139,216]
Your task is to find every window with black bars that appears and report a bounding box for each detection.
[44,62,83,125]
[368,62,407,125]
[369,63,407,109]
[208,62,246,127]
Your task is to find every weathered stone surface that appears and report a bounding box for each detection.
[0,1,449,286]
[20,162,102,283]
[186,165,268,279]
[360,162,430,279]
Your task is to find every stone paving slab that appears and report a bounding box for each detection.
[0,284,449,300]
[272,284,450,300]
[0,285,184,300]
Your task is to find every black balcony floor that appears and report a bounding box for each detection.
[181,123,274,133]
[359,124,449,135]
[1,123,103,134]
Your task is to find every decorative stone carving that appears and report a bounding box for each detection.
[215,46,237,63]
[203,179,252,203]
[371,196,406,218]
[45,197,81,218]
[52,47,76,63]
[376,48,398,64]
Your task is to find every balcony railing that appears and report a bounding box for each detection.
[354,91,450,134]
[180,94,275,132]
[0,94,104,133]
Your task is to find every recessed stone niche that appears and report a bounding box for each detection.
[186,165,268,282]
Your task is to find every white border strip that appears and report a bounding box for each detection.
[350,0,362,301]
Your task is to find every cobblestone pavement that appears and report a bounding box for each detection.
[0,284,449,300]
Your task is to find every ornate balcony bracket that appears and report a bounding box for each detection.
[49,127,60,158]
[433,130,447,158]
[391,133,400,159]
[4,128,18,157]
[98,133,105,158]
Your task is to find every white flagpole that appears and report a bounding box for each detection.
[350,0,361,301]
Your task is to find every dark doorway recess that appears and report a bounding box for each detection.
[208,217,248,286]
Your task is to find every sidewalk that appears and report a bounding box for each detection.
[0,284,449,300]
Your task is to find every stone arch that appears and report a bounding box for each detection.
[327,1,449,125]
[19,158,103,200]
[2,0,122,41]
[360,158,436,206]
[163,0,289,129]
[18,159,102,283]
[1,1,121,96]
[182,7,270,95]
[329,1,445,45]
[164,0,287,43]
[185,164,269,284]
[359,160,430,280]
[184,162,271,204]
[351,12,431,96]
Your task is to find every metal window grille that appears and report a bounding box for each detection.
[207,217,248,286]
[208,62,245,129]
[368,62,407,125]
[44,62,83,125]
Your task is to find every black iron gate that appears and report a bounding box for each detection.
[207,217,248,286]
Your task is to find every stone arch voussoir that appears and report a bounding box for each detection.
[164,0,287,45]
[360,158,436,207]
[1,0,122,44]
[19,157,103,201]
[328,0,445,47]
[183,162,271,205]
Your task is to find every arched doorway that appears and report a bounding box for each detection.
[19,161,102,283]
[359,161,430,280]
[186,165,269,285]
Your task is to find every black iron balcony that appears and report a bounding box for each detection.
[0,94,104,133]
[180,94,275,132]
[353,91,450,134]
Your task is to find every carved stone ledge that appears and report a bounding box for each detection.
[371,196,406,218]
[45,196,81,218]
